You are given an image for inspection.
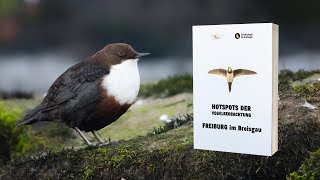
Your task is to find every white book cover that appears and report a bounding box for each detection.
[193,23,278,156]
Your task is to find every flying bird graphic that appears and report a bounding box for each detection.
[208,66,257,92]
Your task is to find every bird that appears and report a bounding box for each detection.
[208,66,257,92]
[17,43,150,146]
[211,32,223,40]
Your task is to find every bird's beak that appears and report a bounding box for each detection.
[136,52,150,58]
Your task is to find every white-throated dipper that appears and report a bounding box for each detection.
[17,43,150,146]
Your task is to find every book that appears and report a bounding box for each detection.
[193,23,279,156]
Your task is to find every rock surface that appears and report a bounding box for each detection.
[1,89,320,179]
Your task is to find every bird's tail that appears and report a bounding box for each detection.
[228,82,232,92]
[17,104,43,126]
[17,117,37,127]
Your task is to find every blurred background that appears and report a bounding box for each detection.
[0,0,320,94]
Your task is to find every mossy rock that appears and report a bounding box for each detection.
[288,149,320,180]
[294,81,320,107]
[1,90,320,179]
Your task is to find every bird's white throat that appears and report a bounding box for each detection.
[102,59,140,105]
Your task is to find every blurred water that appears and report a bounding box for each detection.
[0,52,319,93]
[0,54,192,93]
[0,53,76,93]
[279,52,320,71]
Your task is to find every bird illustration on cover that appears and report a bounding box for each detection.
[208,66,257,92]
[17,43,150,146]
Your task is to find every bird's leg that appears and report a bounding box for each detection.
[75,127,93,146]
[92,131,108,146]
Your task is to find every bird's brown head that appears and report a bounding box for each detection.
[227,66,232,73]
[97,43,150,65]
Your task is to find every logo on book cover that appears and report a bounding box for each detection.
[235,33,241,39]
[208,66,257,92]
[235,33,253,39]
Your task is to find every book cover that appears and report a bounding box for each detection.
[193,23,279,156]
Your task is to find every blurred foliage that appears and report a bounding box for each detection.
[139,74,192,98]
[293,70,314,81]
[24,122,77,154]
[1,0,320,55]
[35,123,75,139]
[0,0,19,20]
[150,113,193,135]
[279,69,319,104]
[279,78,294,92]
[294,82,320,103]
[279,69,295,82]
[0,101,30,164]
[279,69,314,82]
[0,90,34,100]
[288,149,320,179]
[0,100,77,165]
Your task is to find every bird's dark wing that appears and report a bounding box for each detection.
[208,69,227,77]
[42,62,110,112]
[233,69,257,78]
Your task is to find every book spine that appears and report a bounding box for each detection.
[271,23,279,154]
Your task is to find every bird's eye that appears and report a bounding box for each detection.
[118,52,126,58]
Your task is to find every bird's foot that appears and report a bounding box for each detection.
[96,141,119,147]
[96,142,109,147]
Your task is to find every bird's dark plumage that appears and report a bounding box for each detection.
[42,62,110,112]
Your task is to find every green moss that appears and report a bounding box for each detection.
[294,81,320,105]
[0,101,30,163]
[139,74,192,98]
[279,79,294,92]
[288,149,320,179]
[0,99,81,161]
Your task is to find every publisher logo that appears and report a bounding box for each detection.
[235,33,253,39]
[235,33,240,39]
